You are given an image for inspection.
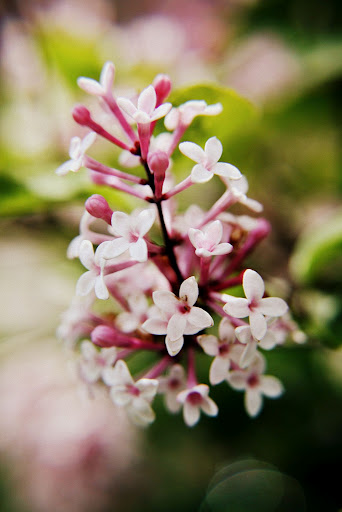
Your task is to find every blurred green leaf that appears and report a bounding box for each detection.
[0,174,44,216]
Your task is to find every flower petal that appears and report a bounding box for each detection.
[77,77,103,96]
[152,290,177,312]
[249,311,267,340]
[167,314,187,341]
[117,97,138,118]
[197,335,219,356]
[183,401,200,427]
[136,378,159,401]
[111,211,130,237]
[141,317,168,335]
[129,398,155,426]
[223,297,250,318]
[213,162,241,179]
[239,340,258,369]
[103,238,130,259]
[150,102,172,121]
[179,276,198,306]
[201,396,219,417]
[187,307,213,330]
[165,335,184,356]
[191,164,213,183]
[243,269,265,301]
[76,271,95,296]
[79,240,94,270]
[258,297,288,317]
[179,141,206,163]
[204,136,222,166]
[260,376,284,397]
[94,274,109,300]
[129,238,148,262]
[245,389,263,417]
[137,85,156,114]
[209,356,230,385]
[136,208,156,236]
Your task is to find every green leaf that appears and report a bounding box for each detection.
[169,83,258,147]
[290,209,342,286]
[0,174,44,217]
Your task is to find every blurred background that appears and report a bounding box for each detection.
[0,0,341,511]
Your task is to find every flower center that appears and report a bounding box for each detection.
[127,384,140,396]
[168,378,181,391]
[247,374,259,388]
[187,391,203,406]
[219,343,230,356]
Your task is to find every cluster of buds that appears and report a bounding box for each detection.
[57,62,304,427]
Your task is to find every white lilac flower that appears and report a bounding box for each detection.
[172,204,205,235]
[197,317,243,385]
[56,294,94,348]
[177,384,218,427]
[117,85,172,125]
[76,240,111,300]
[67,211,94,259]
[223,175,263,212]
[142,276,214,356]
[188,220,233,258]
[103,360,158,427]
[164,100,222,129]
[179,136,241,184]
[79,340,117,383]
[227,352,284,417]
[119,132,173,168]
[55,132,96,176]
[223,269,288,340]
[158,364,186,413]
[104,208,156,263]
[235,325,278,369]
[77,61,115,97]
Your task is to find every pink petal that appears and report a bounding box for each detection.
[245,389,263,417]
[117,97,138,118]
[204,103,223,116]
[204,136,222,166]
[259,331,277,350]
[80,340,97,359]
[113,359,134,386]
[77,77,103,96]
[80,131,97,153]
[243,269,265,301]
[179,141,206,163]
[179,276,198,306]
[223,297,250,318]
[258,297,288,317]
[249,311,267,340]
[191,164,213,183]
[138,85,157,114]
[69,136,81,159]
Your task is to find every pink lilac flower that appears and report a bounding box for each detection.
[223,269,288,340]
[77,61,115,97]
[158,364,186,413]
[164,100,222,129]
[179,136,242,183]
[188,220,233,258]
[76,240,111,300]
[228,352,284,417]
[79,340,117,384]
[235,324,278,368]
[142,276,213,356]
[55,132,96,176]
[177,384,218,427]
[117,85,171,125]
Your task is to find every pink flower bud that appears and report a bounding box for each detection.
[148,151,169,200]
[153,74,172,106]
[92,325,131,348]
[72,104,92,126]
[85,194,113,224]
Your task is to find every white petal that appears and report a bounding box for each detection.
[197,335,219,356]
[167,314,187,341]
[129,238,147,262]
[209,356,230,385]
[80,340,97,359]
[183,402,200,427]
[81,131,97,153]
[152,290,177,312]
[240,196,263,212]
[136,378,159,401]
[113,359,134,386]
[201,396,219,417]
[134,111,151,124]
[258,297,288,317]
[102,367,119,386]
[223,297,250,318]
[260,376,284,397]
[211,243,233,256]
[136,208,156,236]
[213,162,241,179]
[245,389,263,417]
[94,275,109,300]
[243,269,265,301]
[116,97,138,118]
[150,102,172,121]
[187,307,213,330]
[179,141,206,163]
[110,386,132,406]
[77,77,104,96]
[204,136,222,166]
[219,317,236,342]
[111,211,130,237]
[76,271,95,296]
[165,335,184,356]
[235,325,253,345]
[138,85,156,114]
[164,108,179,130]
[205,220,223,244]
[228,371,247,390]
[165,392,182,413]
[204,103,223,116]
[69,137,81,159]
[79,240,94,270]
[239,340,258,369]
[129,398,155,426]
[259,331,277,350]
[100,61,115,92]
[103,238,130,259]
[55,160,74,176]
[191,164,213,183]
[80,361,101,383]
[179,276,198,306]
[249,311,267,340]
[142,317,168,335]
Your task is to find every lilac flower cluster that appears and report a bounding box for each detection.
[57,62,303,427]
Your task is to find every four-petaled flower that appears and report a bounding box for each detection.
[76,240,112,300]
[197,317,243,385]
[235,324,277,369]
[177,384,218,427]
[165,100,222,129]
[158,364,186,413]
[104,208,156,263]
[117,85,172,125]
[188,220,233,258]
[223,269,288,340]
[55,132,96,176]
[77,61,115,97]
[142,276,213,356]
[79,340,117,383]
[228,352,284,417]
[179,136,241,184]
[103,360,158,427]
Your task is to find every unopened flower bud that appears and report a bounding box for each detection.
[91,325,131,348]
[72,104,92,126]
[148,151,169,199]
[85,194,113,224]
[153,74,172,106]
